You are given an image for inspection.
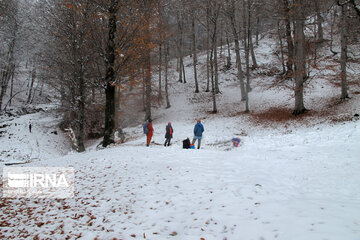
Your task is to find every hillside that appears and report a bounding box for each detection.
[1,34,360,240]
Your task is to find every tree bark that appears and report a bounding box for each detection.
[243,0,250,113]
[103,0,118,148]
[248,2,258,70]
[177,13,185,83]
[205,5,210,92]
[282,0,294,77]
[225,30,231,69]
[293,0,307,115]
[214,34,220,94]
[0,36,16,111]
[191,14,199,93]
[315,0,324,42]
[277,20,286,73]
[229,0,246,101]
[144,5,152,120]
[165,42,171,108]
[27,67,36,104]
[340,2,349,100]
[158,42,162,99]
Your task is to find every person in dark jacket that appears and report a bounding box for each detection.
[164,122,173,147]
[146,119,154,147]
[192,119,204,149]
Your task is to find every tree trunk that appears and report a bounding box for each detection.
[214,35,220,94]
[191,15,199,93]
[340,3,349,100]
[293,0,307,115]
[177,13,184,83]
[0,37,16,111]
[248,3,258,70]
[283,0,294,77]
[76,71,86,152]
[205,6,210,92]
[225,31,231,69]
[315,0,324,42]
[330,7,338,55]
[229,0,246,101]
[27,67,36,104]
[210,48,217,113]
[182,57,186,83]
[256,16,260,46]
[158,42,162,99]
[244,0,250,113]
[277,20,286,74]
[103,0,118,148]
[144,11,152,120]
[9,68,15,106]
[165,42,171,108]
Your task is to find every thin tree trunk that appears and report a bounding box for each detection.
[248,3,258,70]
[315,0,324,42]
[27,67,36,104]
[256,16,260,46]
[244,0,250,113]
[340,3,349,100]
[205,7,210,92]
[165,42,171,108]
[277,20,286,74]
[182,57,186,83]
[226,30,231,69]
[76,70,86,152]
[142,69,146,111]
[283,0,294,77]
[158,42,162,99]
[178,55,183,82]
[9,68,15,106]
[192,15,199,93]
[229,0,246,101]
[177,14,184,83]
[330,7,338,55]
[214,36,220,94]
[210,48,217,113]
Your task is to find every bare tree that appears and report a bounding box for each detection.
[0,0,18,111]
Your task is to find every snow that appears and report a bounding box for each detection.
[1,120,359,239]
[0,107,70,166]
[1,31,360,239]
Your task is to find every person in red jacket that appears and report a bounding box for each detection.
[146,119,154,146]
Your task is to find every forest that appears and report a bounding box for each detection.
[1,0,359,152]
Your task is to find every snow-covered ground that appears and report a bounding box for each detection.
[1,33,360,239]
[0,105,70,166]
[0,120,359,239]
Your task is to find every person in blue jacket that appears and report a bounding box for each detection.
[192,119,204,149]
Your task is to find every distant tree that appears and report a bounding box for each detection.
[0,0,18,111]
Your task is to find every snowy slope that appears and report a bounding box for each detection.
[0,121,359,240]
[1,33,360,240]
[0,105,70,166]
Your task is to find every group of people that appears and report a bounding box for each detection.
[144,119,204,149]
